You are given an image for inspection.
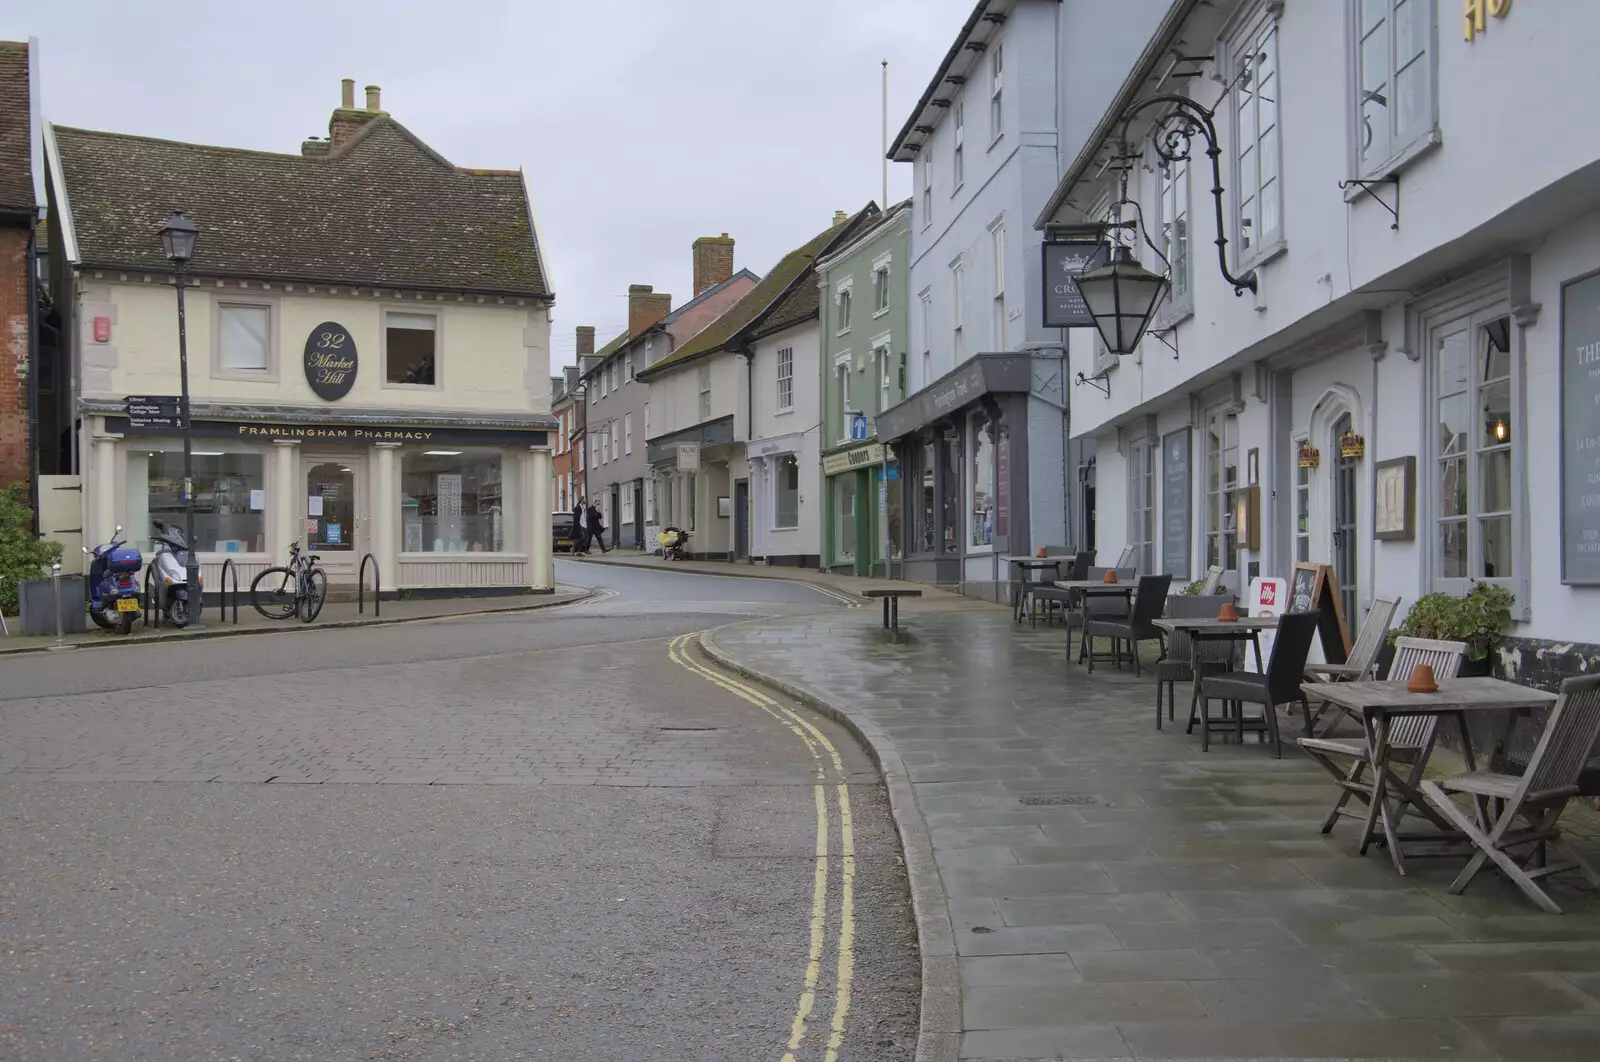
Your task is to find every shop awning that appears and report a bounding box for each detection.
[875,353,1048,442]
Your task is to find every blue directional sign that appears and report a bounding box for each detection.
[850,413,869,441]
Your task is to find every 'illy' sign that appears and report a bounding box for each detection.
[304,322,358,401]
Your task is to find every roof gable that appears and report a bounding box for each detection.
[49,118,549,296]
[0,42,33,214]
[641,207,878,376]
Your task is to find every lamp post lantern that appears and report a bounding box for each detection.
[160,209,202,624]
[1072,245,1171,357]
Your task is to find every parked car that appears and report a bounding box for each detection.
[552,511,578,553]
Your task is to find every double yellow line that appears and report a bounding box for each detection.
[666,632,857,1062]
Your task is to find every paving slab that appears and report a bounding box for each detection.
[703,605,1600,1061]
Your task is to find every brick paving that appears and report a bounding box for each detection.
[707,606,1600,1062]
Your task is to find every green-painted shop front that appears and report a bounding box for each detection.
[822,462,900,577]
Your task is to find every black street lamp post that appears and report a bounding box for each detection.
[159,210,201,622]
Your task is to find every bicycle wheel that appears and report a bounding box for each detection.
[250,566,299,619]
[298,567,328,623]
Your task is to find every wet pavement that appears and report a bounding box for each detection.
[707,606,1600,1062]
[0,562,920,1061]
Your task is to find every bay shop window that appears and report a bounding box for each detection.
[400,448,521,554]
[124,441,267,554]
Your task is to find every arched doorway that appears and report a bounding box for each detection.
[1305,384,1365,636]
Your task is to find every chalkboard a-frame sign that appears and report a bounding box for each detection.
[304,322,358,401]
[1288,562,1352,663]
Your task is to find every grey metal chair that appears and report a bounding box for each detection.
[1194,610,1321,757]
[1422,674,1600,914]
[1298,636,1467,841]
[1154,594,1236,730]
[1085,574,1172,675]
[1069,566,1136,664]
[1019,546,1075,626]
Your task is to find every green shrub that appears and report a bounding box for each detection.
[1393,581,1515,661]
[1180,579,1207,595]
[1,485,64,615]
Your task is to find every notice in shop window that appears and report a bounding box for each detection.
[438,474,462,517]
[308,496,324,517]
[249,489,266,511]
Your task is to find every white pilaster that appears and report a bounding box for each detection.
[529,446,553,589]
[373,443,401,587]
[272,439,300,560]
[94,434,117,543]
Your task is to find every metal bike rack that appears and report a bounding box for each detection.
[358,552,381,616]
[218,557,240,624]
[143,567,163,629]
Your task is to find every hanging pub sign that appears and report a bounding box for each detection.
[304,322,358,401]
[1041,240,1110,328]
[1339,430,1366,459]
[1297,442,1322,468]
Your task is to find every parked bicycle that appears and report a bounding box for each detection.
[249,541,327,623]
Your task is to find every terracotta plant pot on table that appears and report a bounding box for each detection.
[1407,664,1439,694]
[1217,602,1239,622]
[1103,570,1118,584]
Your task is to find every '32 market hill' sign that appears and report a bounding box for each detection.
[304,322,357,401]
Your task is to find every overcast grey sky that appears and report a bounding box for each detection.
[3,0,975,368]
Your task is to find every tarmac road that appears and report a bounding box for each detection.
[0,560,920,1061]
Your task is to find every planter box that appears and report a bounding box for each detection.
[18,576,88,637]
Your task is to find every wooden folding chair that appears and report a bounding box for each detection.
[1301,595,1402,737]
[1197,565,1225,595]
[1114,545,1135,569]
[1298,636,1466,841]
[1420,674,1600,914]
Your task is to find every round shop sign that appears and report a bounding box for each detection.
[303,322,358,401]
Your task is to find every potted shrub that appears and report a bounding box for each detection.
[1,484,65,622]
[1180,578,1207,595]
[1390,581,1514,677]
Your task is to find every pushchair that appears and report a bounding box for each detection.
[657,526,690,561]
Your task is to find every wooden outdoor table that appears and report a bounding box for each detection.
[1300,677,1558,875]
[1006,557,1064,622]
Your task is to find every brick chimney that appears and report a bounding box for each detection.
[691,234,735,297]
[328,78,386,151]
[575,325,595,358]
[832,209,849,227]
[628,284,672,337]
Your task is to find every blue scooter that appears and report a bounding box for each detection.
[84,524,143,635]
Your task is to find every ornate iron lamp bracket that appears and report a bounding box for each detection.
[1117,93,1258,296]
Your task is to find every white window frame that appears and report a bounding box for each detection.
[989,220,1006,351]
[834,350,854,444]
[624,412,633,455]
[989,42,1004,146]
[773,453,800,531]
[919,289,933,387]
[212,298,278,380]
[644,401,650,439]
[951,259,965,363]
[611,419,620,461]
[1293,434,1311,563]
[920,148,933,230]
[698,364,713,421]
[1153,145,1193,324]
[597,370,606,399]
[872,335,893,414]
[621,487,635,526]
[625,349,634,381]
[1204,406,1242,575]
[776,346,794,411]
[872,251,892,318]
[381,307,443,391]
[1129,437,1156,576]
[644,477,656,524]
[952,101,965,192]
[1350,0,1439,182]
[967,409,995,554]
[836,276,854,335]
[1426,307,1522,596]
[1226,3,1285,273]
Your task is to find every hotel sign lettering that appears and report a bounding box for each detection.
[1560,270,1600,583]
[304,322,358,401]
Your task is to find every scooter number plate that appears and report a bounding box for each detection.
[115,598,140,613]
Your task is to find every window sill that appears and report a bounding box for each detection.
[1346,129,1442,199]
[1150,298,1194,334]
[951,183,965,198]
[775,407,795,416]
[872,306,891,320]
[212,369,278,383]
[836,328,852,337]
[382,380,444,391]
[1236,236,1288,278]
[771,524,799,532]
[399,551,530,561]
[987,133,1003,153]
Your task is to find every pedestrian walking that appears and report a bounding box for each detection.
[573,498,589,554]
[587,501,610,553]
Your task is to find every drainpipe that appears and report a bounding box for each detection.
[739,346,755,564]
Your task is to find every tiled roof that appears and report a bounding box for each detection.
[641,207,877,377]
[50,118,549,296]
[0,42,33,214]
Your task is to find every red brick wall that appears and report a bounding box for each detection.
[0,226,28,486]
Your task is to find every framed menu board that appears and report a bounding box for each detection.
[1288,562,1352,663]
[1561,269,1600,583]
[1161,429,1191,579]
